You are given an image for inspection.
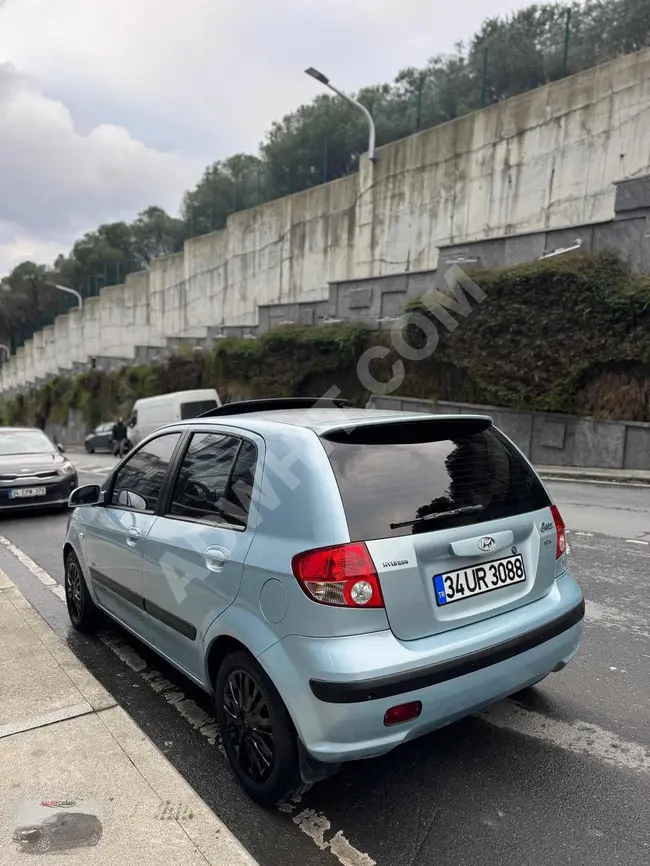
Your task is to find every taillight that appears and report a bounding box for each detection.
[550,504,567,560]
[291,542,384,608]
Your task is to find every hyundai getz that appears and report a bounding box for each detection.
[63,399,584,805]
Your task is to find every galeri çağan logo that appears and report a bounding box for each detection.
[41,801,77,808]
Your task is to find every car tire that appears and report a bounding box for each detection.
[65,551,100,634]
[86,445,94,454]
[35,836,52,853]
[215,650,306,807]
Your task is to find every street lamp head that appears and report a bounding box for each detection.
[305,67,329,86]
[303,65,376,161]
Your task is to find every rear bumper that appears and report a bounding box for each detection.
[310,601,584,704]
[259,571,584,764]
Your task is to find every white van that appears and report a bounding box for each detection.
[127,388,221,445]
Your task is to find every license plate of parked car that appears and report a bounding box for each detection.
[9,487,47,499]
[433,553,526,605]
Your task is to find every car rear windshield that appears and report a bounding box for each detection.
[180,400,218,420]
[322,418,550,540]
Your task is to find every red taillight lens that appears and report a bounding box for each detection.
[384,701,422,726]
[551,504,567,559]
[291,542,384,608]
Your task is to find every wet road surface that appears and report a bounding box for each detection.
[1,460,648,866]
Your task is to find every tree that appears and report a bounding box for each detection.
[49,209,187,296]
[0,262,63,349]
[182,154,267,236]
[131,206,186,265]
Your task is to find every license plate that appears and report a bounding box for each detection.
[9,487,47,499]
[433,553,526,606]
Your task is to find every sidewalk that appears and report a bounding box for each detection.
[0,571,258,866]
[536,465,650,485]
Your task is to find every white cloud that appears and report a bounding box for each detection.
[0,0,528,154]
[0,223,63,273]
[0,62,197,275]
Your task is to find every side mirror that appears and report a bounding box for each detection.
[56,442,65,454]
[69,485,103,508]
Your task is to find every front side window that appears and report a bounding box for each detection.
[169,432,256,527]
[111,433,182,512]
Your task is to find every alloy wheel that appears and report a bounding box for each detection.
[36,836,51,852]
[222,669,275,784]
[66,559,83,622]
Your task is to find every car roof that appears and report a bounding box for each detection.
[163,407,492,437]
[0,426,44,433]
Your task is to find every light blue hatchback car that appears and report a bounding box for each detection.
[64,398,584,805]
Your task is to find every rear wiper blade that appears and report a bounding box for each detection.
[390,504,484,530]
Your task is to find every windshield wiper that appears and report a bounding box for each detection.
[390,504,485,530]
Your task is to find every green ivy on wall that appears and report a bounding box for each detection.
[2,251,649,430]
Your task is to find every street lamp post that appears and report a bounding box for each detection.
[538,238,583,260]
[28,276,84,310]
[54,284,83,310]
[305,67,377,161]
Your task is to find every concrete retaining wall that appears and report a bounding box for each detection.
[370,396,650,471]
[2,47,650,392]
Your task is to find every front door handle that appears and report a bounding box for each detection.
[204,545,229,572]
[126,527,142,546]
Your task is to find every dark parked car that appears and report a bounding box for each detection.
[0,427,77,512]
[12,811,102,853]
[84,422,132,455]
[84,422,114,453]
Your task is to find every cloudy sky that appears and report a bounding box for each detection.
[0,0,527,278]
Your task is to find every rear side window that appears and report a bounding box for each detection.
[180,400,217,420]
[323,419,550,541]
[168,432,257,528]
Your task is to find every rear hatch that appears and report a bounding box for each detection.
[322,416,564,641]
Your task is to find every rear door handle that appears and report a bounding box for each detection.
[126,527,142,546]
[204,546,229,572]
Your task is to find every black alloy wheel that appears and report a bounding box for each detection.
[65,552,100,634]
[223,669,275,784]
[215,651,306,806]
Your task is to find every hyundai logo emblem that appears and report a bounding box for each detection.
[477,536,496,552]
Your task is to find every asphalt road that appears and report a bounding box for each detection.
[0,456,648,866]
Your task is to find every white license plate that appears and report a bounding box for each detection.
[9,487,47,499]
[433,553,526,606]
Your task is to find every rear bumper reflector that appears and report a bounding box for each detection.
[309,599,585,704]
